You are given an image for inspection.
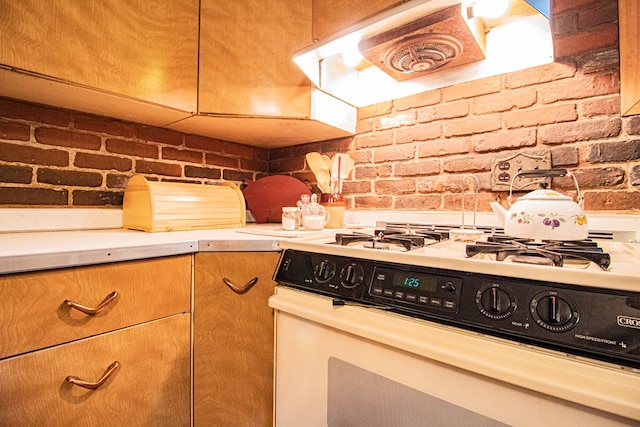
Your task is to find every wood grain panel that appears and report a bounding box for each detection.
[312,0,404,41]
[0,0,198,111]
[619,0,640,116]
[0,255,191,359]
[0,314,191,426]
[199,0,312,117]
[194,251,279,426]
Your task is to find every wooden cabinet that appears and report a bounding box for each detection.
[193,251,280,426]
[312,0,405,41]
[0,255,192,426]
[619,0,640,116]
[0,0,198,126]
[199,0,312,118]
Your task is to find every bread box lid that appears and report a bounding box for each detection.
[122,174,246,232]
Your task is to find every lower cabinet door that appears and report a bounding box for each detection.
[0,314,191,426]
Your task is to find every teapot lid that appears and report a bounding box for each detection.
[520,189,572,200]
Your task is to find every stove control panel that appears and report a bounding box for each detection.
[274,249,640,369]
[369,266,462,313]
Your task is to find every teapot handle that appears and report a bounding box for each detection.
[508,169,582,206]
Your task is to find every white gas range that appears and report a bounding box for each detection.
[269,220,640,426]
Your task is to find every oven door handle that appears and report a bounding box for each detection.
[222,277,259,294]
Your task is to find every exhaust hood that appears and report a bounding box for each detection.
[294,0,553,109]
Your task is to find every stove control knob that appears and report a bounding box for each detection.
[314,260,336,283]
[341,264,364,289]
[476,285,515,320]
[530,292,579,332]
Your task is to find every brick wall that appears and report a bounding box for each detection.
[0,98,268,207]
[271,0,640,213]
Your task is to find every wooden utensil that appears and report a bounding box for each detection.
[305,152,324,176]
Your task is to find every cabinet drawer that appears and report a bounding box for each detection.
[0,255,191,359]
[0,314,191,426]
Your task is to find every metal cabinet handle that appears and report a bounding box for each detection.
[222,277,258,294]
[65,361,120,390]
[64,291,118,315]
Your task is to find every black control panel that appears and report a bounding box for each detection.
[274,249,640,369]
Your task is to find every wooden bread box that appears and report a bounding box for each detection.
[123,174,246,232]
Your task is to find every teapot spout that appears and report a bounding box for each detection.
[489,201,507,225]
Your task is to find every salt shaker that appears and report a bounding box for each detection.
[281,207,299,231]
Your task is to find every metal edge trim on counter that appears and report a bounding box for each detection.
[0,242,198,275]
[198,239,281,252]
[268,286,640,423]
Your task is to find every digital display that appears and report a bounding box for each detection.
[392,272,437,292]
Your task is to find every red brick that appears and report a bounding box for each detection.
[354,164,392,179]
[37,169,103,187]
[259,156,295,173]
[222,170,253,182]
[0,187,68,205]
[373,145,415,163]
[394,90,442,111]
[627,116,640,135]
[35,127,101,150]
[72,190,123,206]
[74,115,135,138]
[0,164,32,184]
[418,138,470,158]
[538,118,621,144]
[357,101,393,119]
[374,179,415,194]
[551,146,580,166]
[583,191,640,210]
[579,95,620,117]
[240,157,269,173]
[504,61,577,89]
[0,121,30,141]
[0,98,69,127]
[106,138,158,159]
[106,174,129,189]
[396,122,442,144]
[356,119,374,134]
[0,142,69,166]
[577,0,618,29]
[395,194,441,210]
[553,0,605,14]
[377,112,416,130]
[184,165,222,180]
[354,131,393,148]
[353,195,393,209]
[504,104,578,129]
[443,154,493,173]
[442,76,501,102]
[75,152,132,171]
[417,176,459,193]
[162,147,203,163]
[472,88,537,115]
[185,134,225,152]
[471,128,537,153]
[581,49,619,74]
[137,125,183,146]
[321,137,352,153]
[539,73,619,104]
[394,160,440,176]
[135,160,182,177]
[342,180,372,194]
[553,24,618,58]
[224,142,256,159]
[443,115,502,137]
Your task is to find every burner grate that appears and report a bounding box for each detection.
[466,237,611,270]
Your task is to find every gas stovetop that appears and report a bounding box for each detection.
[274,221,640,369]
[278,222,640,292]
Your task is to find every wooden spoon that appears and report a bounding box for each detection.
[305,152,324,176]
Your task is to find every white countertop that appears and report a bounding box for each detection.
[0,224,313,274]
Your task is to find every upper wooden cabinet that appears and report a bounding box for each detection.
[0,0,199,113]
[619,0,640,116]
[312,0,405,41]
[199,0,312,117]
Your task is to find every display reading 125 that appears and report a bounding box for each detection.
[392,272,437,292]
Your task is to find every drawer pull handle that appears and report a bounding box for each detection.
[64,291,118,315]
[222,277,258,294]
[66,361,120,390]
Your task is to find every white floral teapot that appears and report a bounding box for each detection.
[490,169,588,241]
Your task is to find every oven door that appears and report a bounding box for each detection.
[269,287,639,427]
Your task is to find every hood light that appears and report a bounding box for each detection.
[469,0,511,19]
